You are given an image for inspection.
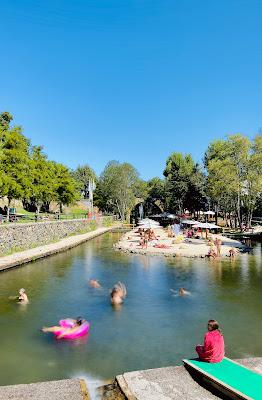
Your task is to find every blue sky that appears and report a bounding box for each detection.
[1,0,262,179]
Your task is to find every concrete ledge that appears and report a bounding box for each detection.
[0,378,90,400]
[0,227,110,272]
[116,358,262,400]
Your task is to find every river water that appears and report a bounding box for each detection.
[0,232,261,391]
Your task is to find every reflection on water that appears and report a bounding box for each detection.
[0,233,261,391]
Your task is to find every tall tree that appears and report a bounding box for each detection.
[73,164,97,199]
[99,161,141,221]
[205,134,262,228]
[163,152,205,214]
[0,126,31,220]
[144,177,166,215]
[27,146,56,215]
[52,162,79,213]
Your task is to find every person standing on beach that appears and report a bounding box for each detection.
[215,238,222,257]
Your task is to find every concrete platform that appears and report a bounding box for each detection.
[0,378,89,400]
[116,358,262,400]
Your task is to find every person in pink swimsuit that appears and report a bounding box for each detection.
[195,319,225,363]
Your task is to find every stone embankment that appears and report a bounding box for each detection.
[0,227,111,272]
[114,227,248,258]
[0,219,102,256]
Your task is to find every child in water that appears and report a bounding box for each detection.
[195,319,224,363]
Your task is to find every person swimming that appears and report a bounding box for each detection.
[88,279,101,288]
[42,317,86,339]
[18,288,29,304]
[170,288,191,296]
[110,282,127,305]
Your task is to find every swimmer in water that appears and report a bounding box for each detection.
[18,288,29,304]
[110,282,127,305]
[170,288,191,296]
[88,279,101,289]
[42,317,86,339]
[179,287,191,296]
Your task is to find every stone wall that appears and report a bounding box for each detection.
[0,219,98,255]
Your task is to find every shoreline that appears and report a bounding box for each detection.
[114,227,249,259]
[0,227,111,272]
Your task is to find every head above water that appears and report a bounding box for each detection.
[76,317,83,325]
[19,288,26,294]
[207,319,220,331]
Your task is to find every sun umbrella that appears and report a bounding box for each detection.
[138,219,160,228]
[139,218,159,225]
[204,211,215,215]
[181,219,199,225]
[192,222,220,229]
[138,223,161,229]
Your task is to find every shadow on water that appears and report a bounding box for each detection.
[0,232,261,391]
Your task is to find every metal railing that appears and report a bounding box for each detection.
[0,213,116,224]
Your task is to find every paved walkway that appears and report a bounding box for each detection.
[116,358,262,400]
[0,378,89,400]
[0,227,110,272]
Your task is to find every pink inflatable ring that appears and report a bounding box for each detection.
[53,318,90,339]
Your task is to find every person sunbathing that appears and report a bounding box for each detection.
[154,243,171,249]
[110,282,127,305]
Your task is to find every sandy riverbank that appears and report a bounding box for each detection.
[114,227,248,258]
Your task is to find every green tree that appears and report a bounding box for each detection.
[0,111,13,130]
[52,162,79,213]
[99,161,141,221]
[0,126,31,220]
[144,177,166,215]
[205,134,262,228]
[73,164,97,199]
[26,146,56,215]
[163,152,205,214]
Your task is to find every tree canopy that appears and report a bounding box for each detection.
[0,111,261,226]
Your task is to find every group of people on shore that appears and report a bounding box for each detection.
[136,227,158,249]
[207,237,238,259]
